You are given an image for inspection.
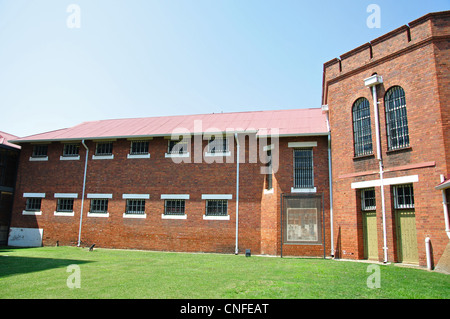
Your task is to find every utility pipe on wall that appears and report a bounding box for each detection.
[439,175,450,239]
[77,140,89,247]
[364,74,388,264]
[234,133,240,255]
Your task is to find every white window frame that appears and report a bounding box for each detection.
[54,193,78,216]
[393,184,415,209]
[128,140,151,159]
[87,194,112,217]
[22,193,45,215]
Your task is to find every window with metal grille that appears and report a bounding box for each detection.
[205,200,228,216]
[90,199,108,213]
[32,145,48,158]
[208,136,229,154]
[164,199,185,215]
[57,198,74,212]
[126,199,145,214]
[95,142,113,156]
[294,149,314,188]
[63,144,80,157]
[393,184,415,209]
[352,98,373,156]
[385,86,409,150]
[168,139,188,154]
[26,198,42,211]
[361,188,376,211]
[265,150,273,190]
[130,140,149,155]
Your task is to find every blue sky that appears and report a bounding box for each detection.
[0,0,448,137]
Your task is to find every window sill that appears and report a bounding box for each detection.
[165,153,190,158]
[353,153,374,161]
[123,213,147,219]
[204,151,231,157]
[29,156,48,162]
[60,155,80,161]
[54,211,75,216]
[386,146,412,154]
[127,153,151,159]
[92,155,114,160]
[291,187,317,193]
[203,215,230,220]
[87,212,110,217]
[161,214,187,220]
[22,210,42,215]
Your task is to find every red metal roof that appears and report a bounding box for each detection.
[0,131,21,149]
[11,108,328,143]
[436,178,450,190]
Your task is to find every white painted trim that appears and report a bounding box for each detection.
[87,193,113,199]
[201,194,233,200]
[92,154,114,160]
[54,211,75,216]
[22,210,42,215]
[351,175,419,189]
[127,153,151,159]
[204,151,231,157]
[161,214,187,220]
[203,215,230,220]
[161,194,190,200]
[23,193,46,198]
[164,152,190,158]
[264,188,274,194]
[291,187,317,193]
[123,213,147,219]
[29,156,48,162]
[288,141,317,148]
[122,194,150,199]
[60,155,80,161]
[54,193,78,198]
[87,212,110,217]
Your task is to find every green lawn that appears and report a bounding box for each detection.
[0,246,448,299]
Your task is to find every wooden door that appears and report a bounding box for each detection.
[396,210,418,264]
[363,211,378,260]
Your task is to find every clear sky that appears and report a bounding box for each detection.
[0,0,448,137]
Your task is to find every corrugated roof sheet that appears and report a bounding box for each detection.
[11,108,328,143]
[0,131,21,149]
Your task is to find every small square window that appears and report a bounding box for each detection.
[57,198,74,212]
[26,198,42,211]
[63,144,80,157]
[130,141,149,155]
[168,139,188,154]
[90,199,108,213]
[393,184,415,209]
[205,200,228,216]
[164,199,185,215]
[95,142,113,156]
[208,137,229,154]
[361,188,376,211]
[126,199,145,214]
[32,145,48,158]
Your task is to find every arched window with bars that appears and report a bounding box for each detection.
[352,97,373,156]
[385,86,409,150]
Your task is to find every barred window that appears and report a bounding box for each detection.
[126,199,145,214]
[393,184,415,209]
[57,198,74,212]
[90,199,108,213]
[32,145,48,158]
[385,86,409,150]
[63,144,80,157]
[294,149,314,188]
[206,200,228,216]
[95,142,113,156]
[168,139,188,154]
[26,198,42,211]
[352,98,373,156]
[130,140,149,155]
[361,188,376,211]
[208,136,229,154]
[265,150,273,190]
[164,199,185,215]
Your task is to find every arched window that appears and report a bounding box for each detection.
[352,97,373,156]
[385,86,409,150]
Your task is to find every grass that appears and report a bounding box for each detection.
[0,246,449,299]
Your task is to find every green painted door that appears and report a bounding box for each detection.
[363,211,378,260]
[396,210,419,264]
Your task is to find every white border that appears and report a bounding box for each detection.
[201,194,232,200]
[161,214,187,220]
[60,155,80,161]
[203,215,230,220]
[123,213,147,219]
[92,155,114,160]
[54,193,78,198]
[87,193,113,199]
[22,210,42,215]
[288,141,317,148]
[351,175,419,189]
[23,193,46,198]
[164,152,190,158]
[291,187,317,193]
[161,194,190,200]
[122,194,150,199]
[87,212,110,217]
[29,156,48,162]
[54,211,75,216]
[127,153,151,159]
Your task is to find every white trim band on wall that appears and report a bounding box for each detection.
[23,193,46,198]
[288,141,318,148]
[161,194,190,200]
[54,193,78,198]
[122,194,150,199]
[87,193,113,199]
[201,194,233,200]
[351,175,419,189]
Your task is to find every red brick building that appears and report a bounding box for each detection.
[8,109,332,257]
[322,11,450,267]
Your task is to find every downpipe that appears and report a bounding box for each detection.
[77,140,89,247]
[234,133,240,255]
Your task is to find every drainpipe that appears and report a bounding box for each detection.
[425,237,432,270]
[234,133,240,255]
[439,175,450,239]
[77,140,89,247]
[364,74,388,264]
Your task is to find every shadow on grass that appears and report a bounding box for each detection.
[0,247,93,278]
